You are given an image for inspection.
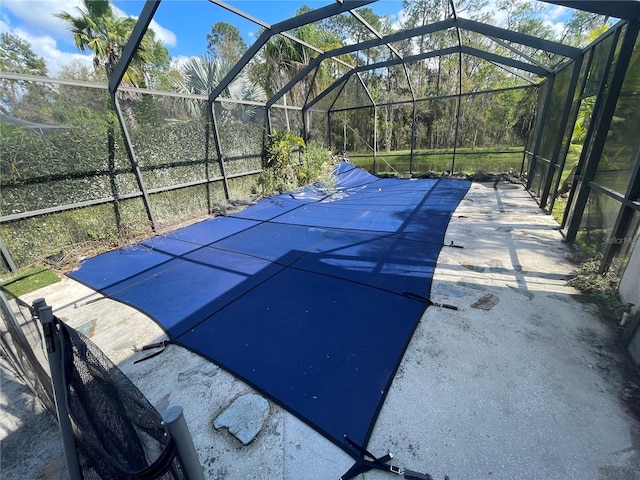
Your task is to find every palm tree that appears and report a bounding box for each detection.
[173,55,265,123]
[56,0,156,85]
[258,7,347,132]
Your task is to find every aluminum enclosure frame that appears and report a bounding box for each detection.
[107,0,640,277]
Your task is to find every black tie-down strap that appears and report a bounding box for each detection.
[339,436,449,480]
[133,340,173,364]
[402,291,458,311]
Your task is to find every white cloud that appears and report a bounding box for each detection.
[1,12,92,77]
[149,19,177,47]
[477,0,571,38]
[7,24,94,77]
[1,0,82,38]
[1,0,176,76]
[391,8,408,31]
[111,2,177,47]
[541,4,569,38]
[543,4,570,22]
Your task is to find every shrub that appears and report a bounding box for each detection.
[260,130,335,195]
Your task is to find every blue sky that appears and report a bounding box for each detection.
[0,0,573,77]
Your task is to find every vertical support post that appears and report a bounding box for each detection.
[410,100,417,175]
[204,119,213,214]
[600,153,640,273]
[266,105,273,137]
[539,56,583,209]
[0,237,18,272]
[302,109,308,144]
[327,111,333,152]
[111,95,157,231]
[107,0,160,233]
[599,20,640,273]
[36,301,82,480]
[565,21,638,244]
[451,50,463,174]
[209,102,231,201]
[561,27,621,231]
[373,105,378,174]
[163,406,205,480]
[526,75,555,190]
[548,51,592,217]
[107,121,123,231]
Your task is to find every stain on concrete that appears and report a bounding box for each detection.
[471,294,499,310]
[154,392,171,412]
[460,262,486,273]
[76,318,96,338]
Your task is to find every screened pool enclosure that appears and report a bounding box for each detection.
[1,0,639,280]
[2,1,640,477]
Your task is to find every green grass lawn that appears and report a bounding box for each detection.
[1,266,60,297]
[350,146,527,175]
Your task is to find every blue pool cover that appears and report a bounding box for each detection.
[69,162,470,454]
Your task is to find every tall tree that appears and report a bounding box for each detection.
[206,22,247,63]
[0,33,49,117]
[259,6,344,103]
[561,10,610,47]
[324,7,388,66]
[0,32,47,76]
[56,0,168,86]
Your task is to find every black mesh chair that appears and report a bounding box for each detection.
[1,288,203,480]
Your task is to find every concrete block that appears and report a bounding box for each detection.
[214,393,269,445]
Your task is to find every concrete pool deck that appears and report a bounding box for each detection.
[2,180,639,479]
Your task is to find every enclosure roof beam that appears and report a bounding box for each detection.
[303,76,348,113]
[327,83,534,112]
[486,36,552,73]
[209,0,375,105]
[349,8,404,61]
[109,0,160,94]
[348,6,415,100]
[268,17,457,108]
[270,13,572,108]
[456,18,582,58]
[208,0,269,28]
[301,14,575,80]
[210,0,355,71]
[486,61,539,84]
[356,73,376,107]
[305,45,547,111]
[461,45,549,75]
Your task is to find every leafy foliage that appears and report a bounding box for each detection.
[171,55,265,121]
[567,255,627,320]
[0,33,47,76]
[260,130,334,194]
[206,22,247,63]
[0,33,50,117]
[55,0,169,85]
